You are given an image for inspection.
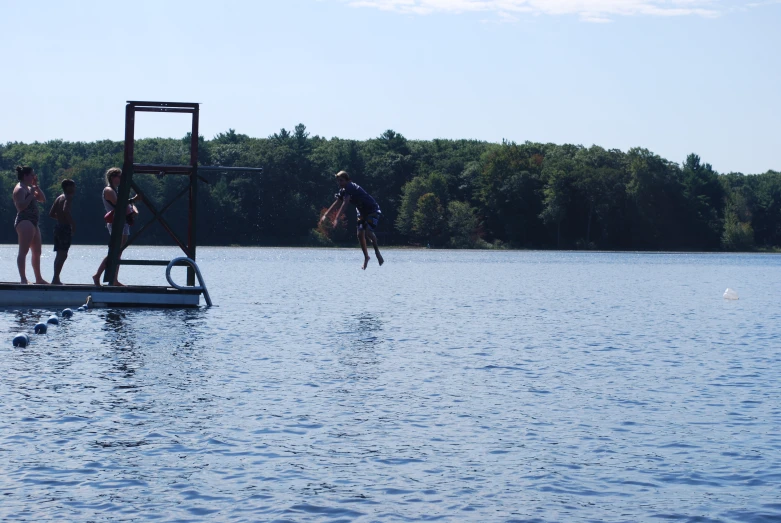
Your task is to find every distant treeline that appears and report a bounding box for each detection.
[1,126,779,251]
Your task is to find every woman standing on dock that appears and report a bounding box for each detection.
[92,167,140,286]
[13,165,48,284]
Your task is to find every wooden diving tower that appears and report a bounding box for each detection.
[0,101,262,308]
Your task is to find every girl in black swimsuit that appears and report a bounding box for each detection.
[12,166,47,284]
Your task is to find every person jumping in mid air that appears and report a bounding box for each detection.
[48,179,77,285]
[321,171,385,270]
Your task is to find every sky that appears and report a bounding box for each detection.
[0,0,779,173]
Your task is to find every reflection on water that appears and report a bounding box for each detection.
[340,312,383,369]
[101,310,141,379]
[12,309,40,330]
[1,247,780,522]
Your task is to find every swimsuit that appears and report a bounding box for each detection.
[53,223,72,252]
[14,187,39,228]
[104,189,130,236]
[336,182,382,231]
[357,213,380,232]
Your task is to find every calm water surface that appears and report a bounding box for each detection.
[1,246,780,522]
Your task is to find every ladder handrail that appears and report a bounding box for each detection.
[166,257,213,307]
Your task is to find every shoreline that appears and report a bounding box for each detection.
[1,243,777,255]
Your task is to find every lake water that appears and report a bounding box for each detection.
[1,246,780,522]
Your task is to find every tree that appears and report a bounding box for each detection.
[539,168,572,248]
[722,211,754,251]
[478,141,545,246]
[681,153,724,249]
[412,193,445,243]
[396,172,449,237]
[1,130,779,251]
[447,201,480,248]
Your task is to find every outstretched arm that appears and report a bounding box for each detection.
[332,195,350,226]
[320,199,340,223]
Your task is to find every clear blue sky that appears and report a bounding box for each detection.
[1,0,779,173]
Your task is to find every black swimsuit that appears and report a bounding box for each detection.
[14,186,39,228]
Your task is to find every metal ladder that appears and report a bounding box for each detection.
[166,257,213,307]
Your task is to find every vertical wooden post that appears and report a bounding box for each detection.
[105,103,135,284]
[187,106,199,286]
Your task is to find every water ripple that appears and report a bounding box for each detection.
[0,247,780,521]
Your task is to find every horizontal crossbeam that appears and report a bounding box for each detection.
[119,260,191,266]
[134,107,195,114]
[134,163,192,174]
[133,164,264,175]
[199,166,265,173]
[127,101,199,108]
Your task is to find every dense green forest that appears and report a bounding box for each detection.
[1,126,779,251]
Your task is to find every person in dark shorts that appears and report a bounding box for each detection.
[321,171,385,270]
[48,179,77,285]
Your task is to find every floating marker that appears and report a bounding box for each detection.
[34,323,48,334]
[12,333,29,347]
[77,306,85,312]
[723,288,739,301]
[47,315,59,325]
[62,308,73,318]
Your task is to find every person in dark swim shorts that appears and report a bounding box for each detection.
[357,212,380,233]
[48,179,77,285]
[321,171,385,270]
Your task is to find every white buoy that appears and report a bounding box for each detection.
[723,288,739,300]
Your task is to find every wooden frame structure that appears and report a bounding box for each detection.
[105,101,263,285]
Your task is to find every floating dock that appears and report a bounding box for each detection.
[4,102,261,310]
[0,283,201,308]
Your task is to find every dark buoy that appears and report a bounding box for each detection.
[77,306,85,312]
[12,333,29,348]
[34,323,48,334]
[62,308,73,318]
[47,315,59,325]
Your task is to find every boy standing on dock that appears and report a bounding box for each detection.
[49,179,76,285]
[321,171,385,270]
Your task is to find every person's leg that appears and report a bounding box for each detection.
[15,221,34,284]
[52,251,67,284]
[93,256,107,286]
[357,229,371,270]
[367,230,384,266]
[52,228,67,284]
[112,234,128,286]
[30,226,48,284]
[94,226,124,285]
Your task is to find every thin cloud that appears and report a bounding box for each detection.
[339,0,743,21]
